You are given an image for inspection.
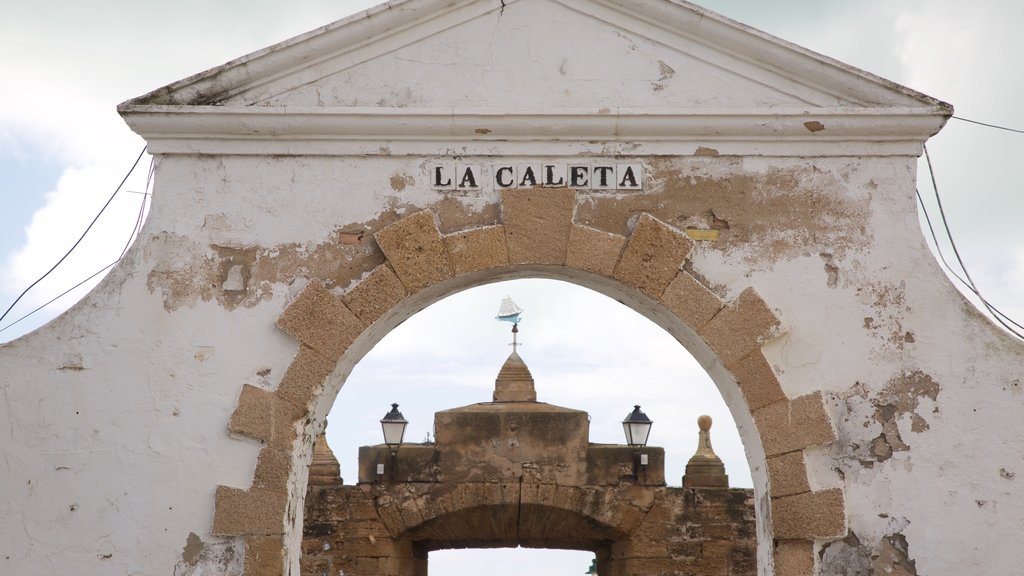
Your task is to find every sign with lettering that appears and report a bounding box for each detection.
[431,163,643,191]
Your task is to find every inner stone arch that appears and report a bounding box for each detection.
[217,190,845,575]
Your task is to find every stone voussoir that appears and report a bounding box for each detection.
[501,187,577,265]
[659,270,724,332]
[766,451,812,498]
[375,210,453,294]
[212,485,289,536]
[774,540,815,576]
[772,488,846,540]
[754,391,836,457]
[443,224,510,275]
[613,213,695,299]
[699,287,782,369]
[342,263,407,326]
[565,224,626,277]
[252,446,294,492]
[228,384,304,449]
[275,344,335,408]
[276,280,365,362]
[729,349,788,412]
[244,535,285,576]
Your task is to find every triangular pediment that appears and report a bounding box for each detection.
[120,0,950,157]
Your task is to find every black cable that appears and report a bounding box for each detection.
[0,261,118,334]
[921,145,1024,338]
[0,146,147,326]
[952,115,1024,135]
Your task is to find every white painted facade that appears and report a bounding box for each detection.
[1,0,1021,574]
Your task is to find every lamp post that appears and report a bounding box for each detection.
[380,403,408,482]
[622,405,652,483]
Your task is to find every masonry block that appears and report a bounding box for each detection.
[613,214,694,299]
[244,536,284,576]
[754,392,836,457]
[766,451,811,498]
[374,210,453,293]
[252,446,293,492]
[276,280,365,362]
[772,488,846,540]
[501,188,576,265]
[228,384,304,449]
[774,540,815,576]
[444,225,509,275]
[212,486,288,536]
[275,345,334,408]
[699,287,781,368]
[730,349,787,412]
[659,270,724,332]
[565,224,626,276]
[343,264,407,326]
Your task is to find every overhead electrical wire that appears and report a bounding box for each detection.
[918,145,1024,339]
[0,146,149,332]
[952,115,1024,135]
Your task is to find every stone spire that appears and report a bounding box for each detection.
[308,423,343,487]
[683,415,729,488]
[493,351,537,402]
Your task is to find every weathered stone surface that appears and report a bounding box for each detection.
[276,280,365,362]
[443,225,509,275]
[501,188,576,264]
[565,224,626,276]
[754,392,836,457]
[342,264,407,326]
[252,446,293,492]
[767,451,811,497]
[613,214,694,299]
[275,345,334,408]
[729,349,787,412]
[244,536,284,576]
[773,488,846,540]
[213,486,288,536]
[660,270,724,332]
[374,210,453,293]
[699,287,781,368]
[227,385,304,449]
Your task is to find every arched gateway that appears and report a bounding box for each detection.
[3,0,1023,575]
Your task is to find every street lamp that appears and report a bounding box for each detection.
[380,403,408,456]
[622,405,652,448]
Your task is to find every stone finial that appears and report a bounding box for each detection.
[308,426,343,487]
[493,351,537,402]
[683,415,729,489]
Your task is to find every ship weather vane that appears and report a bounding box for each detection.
[495,296,524,352]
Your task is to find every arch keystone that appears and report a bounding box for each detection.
[501,188,577,265]
[772,488,846,540]
[374,210,453,293]
[613,214,695,299]
[276,280,364,362]
[443,225,509,275]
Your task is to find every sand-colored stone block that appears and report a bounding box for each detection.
[228,384,304,449]
[774,540,815,576]
[767,451,811,498]
[754,392,836,457]
[660,270,723,332]
[275,345,334,408]
[772,488,846,540]
[501,188,576,265]
[276,280,365,362]
[613,214,694,299]
[253,446,293,492]
[374,210,453,293]
[443,225,509,275]
[342,264,407,326]
[244,536,284,576]
[565,224,626,276]
[699,287,781,368]
[730,350,787,412]
[212,486,288,536]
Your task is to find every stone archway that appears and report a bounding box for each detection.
[213,188,844,575]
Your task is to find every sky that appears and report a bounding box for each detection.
[1,0,1022,574]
